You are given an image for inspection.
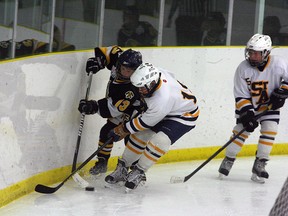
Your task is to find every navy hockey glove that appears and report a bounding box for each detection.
[268,88,288,110]
[86,56,106,75]
[78,99,98,115]
[108,123,130,142]
[239,111,259,132]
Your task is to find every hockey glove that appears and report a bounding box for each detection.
[108,123,130,142]
[239,110,259,132]
[86,56,106,75]
[268,88,288,110]
[78,99,98,115]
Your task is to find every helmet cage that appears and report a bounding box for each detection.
[140,79,160,98]
[245,48,271,67]
[245,33,272,67]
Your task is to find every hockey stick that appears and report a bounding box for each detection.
[72,73,93,172]
[35,137,113,194]
[170,108,270,184]
[71,74,93,188]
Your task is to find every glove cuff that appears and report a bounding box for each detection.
[273,88,288,99]
[90,100,99,114]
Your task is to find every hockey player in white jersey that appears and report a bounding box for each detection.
[218,33,288,183]
[105,62,200,191]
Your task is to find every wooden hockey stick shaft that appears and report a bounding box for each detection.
[171,108,270,183]
[35,137,113,194]
[72,73,93,172]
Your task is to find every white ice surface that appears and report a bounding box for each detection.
[0,156,287,216]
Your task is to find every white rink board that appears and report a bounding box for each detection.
[0,47,287,190]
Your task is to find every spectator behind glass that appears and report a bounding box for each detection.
[263,16,281,45]
[82,0,97,23]
[117,5,158,47]
[0,25,75,60]
[201,11,226,46]
[279,25,288,45]
[166,0,211,46]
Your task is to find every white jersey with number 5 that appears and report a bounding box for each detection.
[234,55,288,117]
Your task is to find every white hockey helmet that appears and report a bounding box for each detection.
[131,62,160,97]
[245,33,272,67]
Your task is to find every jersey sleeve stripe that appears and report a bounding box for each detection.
[182,107,200,118]
[126,117,150,134]
[281,85,288,90]
[133,118,146,131]
[236,98,252,110]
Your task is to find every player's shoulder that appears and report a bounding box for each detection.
[159,68,175,78]
[270,55,288,66]
[109,45,123,54]
[96,45,123,56]
[236,60,250,72]
[238,59,248,67]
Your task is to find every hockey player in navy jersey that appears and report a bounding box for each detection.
[78,46,145,176]
[105,62,200,191]
[218,33,288,183]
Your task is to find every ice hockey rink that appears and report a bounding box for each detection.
[0,155,287,216]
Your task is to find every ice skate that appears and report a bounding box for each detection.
[125,165,146,192]
[218,157,235,179]
[251,173,265,184]
[105,158,128,186]
[251,158,269,183]
[89,157,108,176]
[129,160,139,171]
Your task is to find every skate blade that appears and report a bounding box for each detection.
[104,181,125,189]
[251,173,265,184]
[89,173,106,181]
[125,187,132,193]
[125,180,146,193]
[218,173,225,180]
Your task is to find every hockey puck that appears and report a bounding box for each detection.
[85,186,95,191]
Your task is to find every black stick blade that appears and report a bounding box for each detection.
[35,183,63,194]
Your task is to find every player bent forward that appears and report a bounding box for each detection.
[218,33,288,183]
[105,62,200,191]
[78,47,144,176]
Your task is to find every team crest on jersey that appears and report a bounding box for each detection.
[125,91,134,99]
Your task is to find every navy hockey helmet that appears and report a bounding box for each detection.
[116,49,142,81]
